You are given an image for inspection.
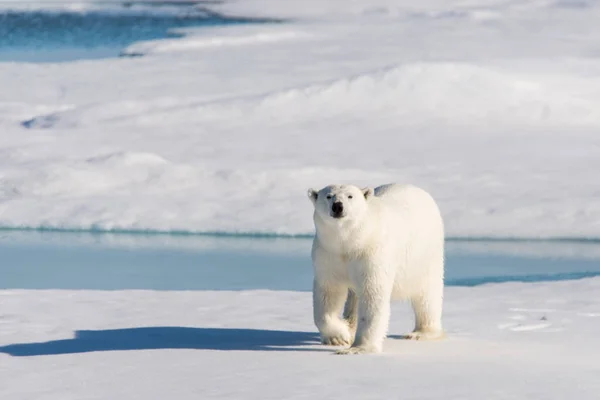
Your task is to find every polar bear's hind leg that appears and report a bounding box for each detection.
[342,289,358,337]
[405,282,444,341]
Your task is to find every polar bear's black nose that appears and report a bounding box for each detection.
[332,201,344,215]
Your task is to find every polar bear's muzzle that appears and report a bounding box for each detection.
[331,201,345,219]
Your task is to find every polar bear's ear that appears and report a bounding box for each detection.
[362,187,374,199]
[307,188,318,204]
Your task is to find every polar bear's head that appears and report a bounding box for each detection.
[307,184,374,223]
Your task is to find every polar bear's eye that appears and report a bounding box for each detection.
[348,195,353,199]
[326,195,332,199]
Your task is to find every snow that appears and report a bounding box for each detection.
[1,0,600,237]
[2,4,599,396]
[1,278,600,399]
[121,29,308,56]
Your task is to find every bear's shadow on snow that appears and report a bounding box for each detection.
[0,327,323,357]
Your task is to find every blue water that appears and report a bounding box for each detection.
[0,6,274,62]
[1,231,599,291]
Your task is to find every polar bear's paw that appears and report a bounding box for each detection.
[401,329,445,341]
[319,319,353,346]
[321,335,352,346]
[334,345,380,355]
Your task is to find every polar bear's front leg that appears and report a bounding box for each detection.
[313,279,353,346]
[336,269,393,355]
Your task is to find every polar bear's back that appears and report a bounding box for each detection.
[374,183,444,298]
[374,182,443,237]
[375,183,439,214]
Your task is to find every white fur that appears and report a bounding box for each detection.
[307,183,445,354]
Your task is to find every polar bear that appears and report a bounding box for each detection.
[307,183,445,355]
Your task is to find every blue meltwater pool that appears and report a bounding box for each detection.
[1,231,599,291]
[0,5,275,62]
